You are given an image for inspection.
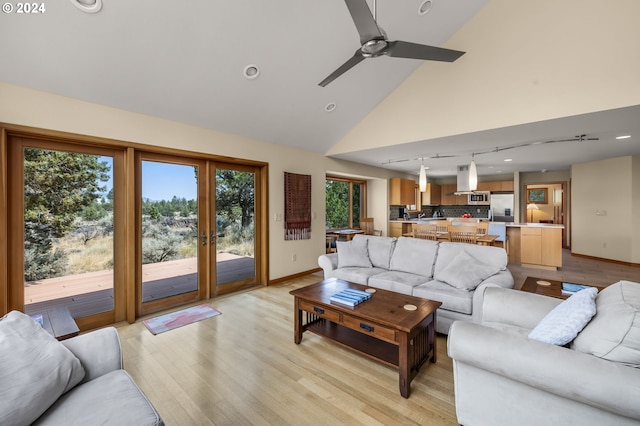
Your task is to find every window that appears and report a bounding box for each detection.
[325,176,366,229]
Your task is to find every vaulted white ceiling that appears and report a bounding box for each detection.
[1,0,639,177]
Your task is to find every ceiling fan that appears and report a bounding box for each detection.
[319,0,466,87]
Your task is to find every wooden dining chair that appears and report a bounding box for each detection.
[360,217,382,235]
[412,223,438,240]
[475,222,489,237]
[325,233,338,253]
[448,225,478,245]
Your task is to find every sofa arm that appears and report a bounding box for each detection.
[61,327,123,383]
[473,286,562,329]
[448,321,640,420]
[317,253,339,279]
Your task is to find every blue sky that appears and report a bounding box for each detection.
[142,161,198,201]
[99,157,198,201]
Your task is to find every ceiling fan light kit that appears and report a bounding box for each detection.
[319,0,465,87]
[70,0,102,13]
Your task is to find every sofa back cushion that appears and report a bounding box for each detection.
[389,237,438,278]
[434,242,507,278]
[337,238,372,269]
[0,311,86,426]
[352,234,396,270]
[572,281,640,367]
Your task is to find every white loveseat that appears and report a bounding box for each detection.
[447,281,640,426]
[317,235,514,334]
[0,310,163,426]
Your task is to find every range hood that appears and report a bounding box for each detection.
[455,164,473,194]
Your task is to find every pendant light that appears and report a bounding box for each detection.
[419,158,427,192]
[468,159,478,191]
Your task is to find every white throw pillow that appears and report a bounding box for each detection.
[0,311,85,426]
[528,287,598,346]
[434,249,501,290]
[337,239,372,268]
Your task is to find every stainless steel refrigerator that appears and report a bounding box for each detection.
[490,193,514,222]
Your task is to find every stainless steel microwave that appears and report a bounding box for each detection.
[468,191,490,205]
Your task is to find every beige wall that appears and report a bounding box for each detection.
[572,156,639,263]
[330,0,640,155]
[0,83,403,280]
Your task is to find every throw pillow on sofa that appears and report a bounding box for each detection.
[572,281,640,367]
[434,249,501,290]
[0,311,86,426]
[337,238,372,268]
[389,237,438,278]
[528,287,598,346]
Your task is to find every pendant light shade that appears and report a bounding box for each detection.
[468,160,478,191]
[419,164,427,192]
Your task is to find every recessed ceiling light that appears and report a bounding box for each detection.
[504,158,513,162]
[418,0,433,15]
[70,0,102,13]
[325,102,337,112]
[616,135,631,140]
[243,64,260,79]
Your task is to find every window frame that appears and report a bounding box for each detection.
[325,175,367,230]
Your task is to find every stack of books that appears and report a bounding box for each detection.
[561,282,594,296]
[330,288,372,306]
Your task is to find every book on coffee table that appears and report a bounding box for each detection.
[561,282,594,296]
[330,288,372,306]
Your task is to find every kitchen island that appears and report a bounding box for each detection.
[388,219,564,270]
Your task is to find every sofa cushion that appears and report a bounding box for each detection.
[353,234,396,270]
[368,271,429,295]
[389,237,438,278]
[32,370,163,426]
[433,242,507,279]
[572,281,640,367]
[413,280,474,315]
[434,249,501,290]
[337,239,372,269]
[332,267,387,286]
[0,311,86,426]
[528,287,598,346]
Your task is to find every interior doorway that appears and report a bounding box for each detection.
[524,182,568,248]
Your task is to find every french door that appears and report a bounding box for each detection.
[137,154,260,315]
[7,137,125,330]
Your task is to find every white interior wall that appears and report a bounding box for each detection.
[572,156,635,262]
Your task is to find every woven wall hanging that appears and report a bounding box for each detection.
[284,172,311,240]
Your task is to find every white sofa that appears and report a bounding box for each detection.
[0,310,163,426]
[317,235,514,334]
[448,281,640,426]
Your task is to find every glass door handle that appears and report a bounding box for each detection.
[210,230,216,246]
[201,231,207,246]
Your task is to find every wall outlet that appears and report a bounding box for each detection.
[274,213,283,221]
[595,210,607,216]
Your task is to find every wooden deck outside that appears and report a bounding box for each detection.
[24,253,255,318]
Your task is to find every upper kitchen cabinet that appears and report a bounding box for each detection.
[421,183,441,206]
[477,180,514,192]
[389,178,416,205]
[440,184,467,205]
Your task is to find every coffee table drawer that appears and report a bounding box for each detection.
[342,315,397,344]
[299,301,341,322]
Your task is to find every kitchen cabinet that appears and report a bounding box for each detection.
[518,226,562,269]
[389,222,412,238]
[421,183,441,205]
[477,180,514,192]
[501,181,514,191]
[440,184,463,205]
[389,178,416,205]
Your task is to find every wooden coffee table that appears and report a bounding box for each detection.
[520,277,604,299]
[290,278,441,398]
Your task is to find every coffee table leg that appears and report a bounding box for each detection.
[398,332,410,398]
[294,297,302,344]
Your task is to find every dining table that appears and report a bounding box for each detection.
[327,229,365,241]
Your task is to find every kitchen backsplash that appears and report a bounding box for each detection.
[389,205,490,220]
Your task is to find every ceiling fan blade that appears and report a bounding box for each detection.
[345,0,384,45]
[318,50,366,87]
[386,40,465,62]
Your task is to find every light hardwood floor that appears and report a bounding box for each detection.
[116,252,638,426]
[117,274,457,426]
